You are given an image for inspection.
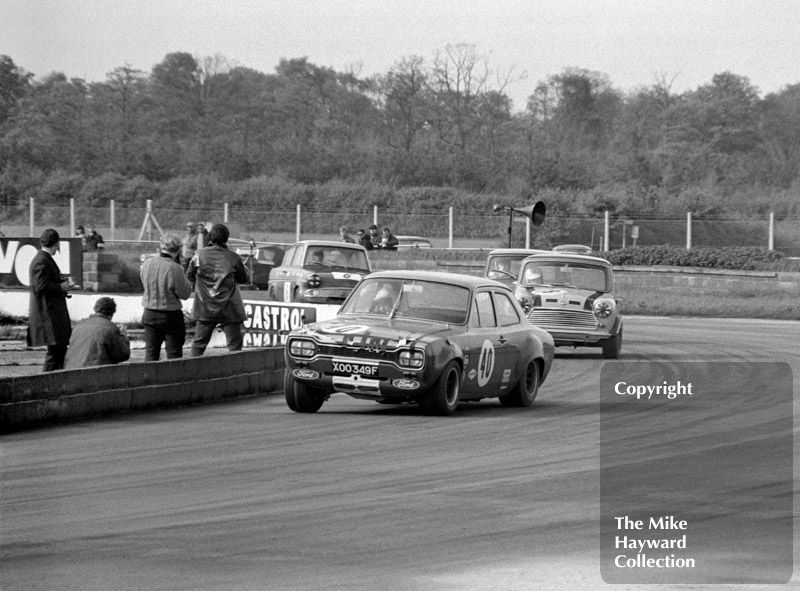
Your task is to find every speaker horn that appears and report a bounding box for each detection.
[511,201,546,227]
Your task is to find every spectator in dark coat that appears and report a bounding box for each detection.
[377,226,399,251]
[27,228,74,371]
[368,224,381,249]
[187,223,250,356]
[196,222,210,248]
[356,228,373,250]
[65,297,130,369]
[85,224,105,250]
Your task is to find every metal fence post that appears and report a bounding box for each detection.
[604,210,610,251]
[110,199,115,241]
[686,212,692,250]
[296,204,301,242]
[29,197,34,237]
[373,205,378,227]
[70,198,75,237]
[449,207,454,249]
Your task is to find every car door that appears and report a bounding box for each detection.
[491,289,528,391]
[460,289,510,399]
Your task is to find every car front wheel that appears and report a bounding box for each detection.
[602,329,622,359]
[421,361,461,416]
[284,369,326,413]
[499,359,540,407]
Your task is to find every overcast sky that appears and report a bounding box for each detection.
[4,0,800,111]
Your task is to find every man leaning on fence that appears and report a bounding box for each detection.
[187,223,250,356]
[140,234,193,360]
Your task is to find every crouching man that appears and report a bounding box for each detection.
[65,297,131,369]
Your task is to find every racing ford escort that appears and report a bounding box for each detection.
[284,270,555,415]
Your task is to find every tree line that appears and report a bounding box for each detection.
[1,46,799,222]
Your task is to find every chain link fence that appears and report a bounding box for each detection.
[1,202,798,255]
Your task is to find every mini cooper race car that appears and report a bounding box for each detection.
[284,270,555,415]
[267,240,371,304]
[513,253,622,359]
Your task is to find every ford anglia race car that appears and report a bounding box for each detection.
[268,240,370,304]
[284,271,555,415]
[514,253,623,359]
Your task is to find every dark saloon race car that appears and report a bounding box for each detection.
[284,270,555,415]
[514,253,623,359]
[267,240,371,304]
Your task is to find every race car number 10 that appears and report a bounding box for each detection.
[333,361,378,376]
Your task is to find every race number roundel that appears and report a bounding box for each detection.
[477,339,495,387]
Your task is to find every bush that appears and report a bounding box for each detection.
[601,245,787,270]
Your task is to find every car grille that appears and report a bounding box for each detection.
[317,287,353,300]
[527,309,599,330]
[317,344,394,361]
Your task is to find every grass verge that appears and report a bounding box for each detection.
[618,287,800,320]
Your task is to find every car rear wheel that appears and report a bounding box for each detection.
[499,359,540,407]
[602,329,622,359]
[284,369,326,413]
[421,361,461,416]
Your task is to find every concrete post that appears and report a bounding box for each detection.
[686,212,692,250]
[448,207,453,249]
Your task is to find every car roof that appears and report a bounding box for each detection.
[366,270,509,290]
[293,240,367,251]
[487,248,551,256]
[521,252,612,266]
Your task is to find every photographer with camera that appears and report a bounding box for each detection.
[27,228,76,371]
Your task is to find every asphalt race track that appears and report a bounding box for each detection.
[1,317,798,591]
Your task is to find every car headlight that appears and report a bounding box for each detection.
[398,349,425,369]
[594,298,616,319]
[307,274,321,288]
[288,339,316,358]
[515,291,533,313]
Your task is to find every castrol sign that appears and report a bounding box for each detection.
[0,238,82,288]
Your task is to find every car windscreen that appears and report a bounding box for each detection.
[486,255,525,280]
[520,260,610,292]
[303,247,369,271]
[341,278,470,324]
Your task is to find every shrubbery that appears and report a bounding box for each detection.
[371,244,800,272]
[601,245,789,270]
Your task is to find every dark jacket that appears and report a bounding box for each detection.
[378,232,399,250]
[359,235,374,250]
[27,250,71,347]
[64,315,130,369]
[187,244,249,323]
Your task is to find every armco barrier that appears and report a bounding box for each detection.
[0,347,285,433]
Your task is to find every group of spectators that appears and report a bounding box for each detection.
[27,222,250,372]
[74,224,105,251]
[339,224,399,251]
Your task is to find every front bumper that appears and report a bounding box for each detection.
[287,357,434,401]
